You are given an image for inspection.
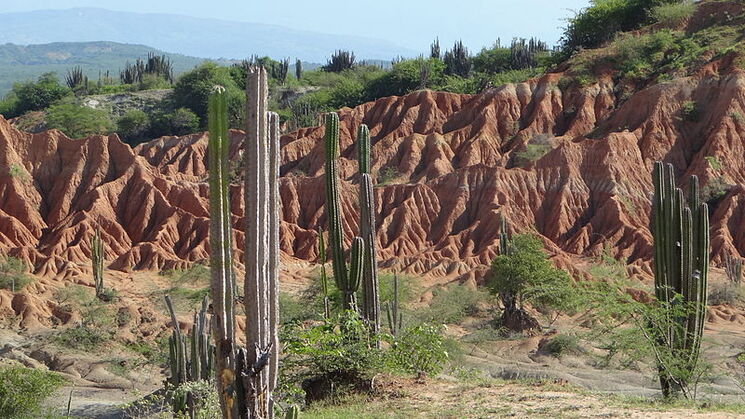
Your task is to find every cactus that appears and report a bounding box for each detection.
[207,85,238,418]
[92,227,105,300]
[725,253,742,285]
[498,215,511,257]
[165,295,214,416]
[317,228,331,319]
[651,161,709,398]
[295,59,302,80]
[323,113,366,311]
[385,274,403,336]
[357,124,381,338]
[242,66,280,418]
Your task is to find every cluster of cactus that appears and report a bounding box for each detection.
[120,52,174,84]
[725,253,742,285]
[91,227,105,299]
[65,66,88,91]
[323,50,356,73]
[322,113,380,334]
[165,295,214,415]
[385,274,403,336]
[207,67,281,418]
[443,40,471,77]
[650,161,710,398]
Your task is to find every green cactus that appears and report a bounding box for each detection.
[651,161,709,398]
[92,227,104,299]
[207,85,238,418]
[385,274,403,336]
[165,295,214,416]
[357,123,380,339]
[323,113,365,311]
[317,228,331,319]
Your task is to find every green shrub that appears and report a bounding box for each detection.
[515,134,553,166]
[281,311,385,402]
[0,256,33,292]
[172,62,244,128]
[708,282,742,306]
[2,73,71,118]
[704,156,722,171]
[387,324,449,376]
[544,334,582,358]
[377,166,401,185]
[53,323,113,351]
[0,366,66,418]
[117,109,150,145]
[680,100,700,122]
[652,1,696,27]
[46,102,113,138]
[149,108,201,138]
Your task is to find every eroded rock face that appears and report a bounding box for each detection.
[1,68,744,285]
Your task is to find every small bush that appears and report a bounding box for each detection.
[515,134,552,166]
[543,334,582,358]
[680,100,700,122]
[46,102,114,138]
[0,366,66,418]
[377,166,401,185]
[387,324,449,376]
[117,109,150,145]
[53,323,113,350]
[652,1,696,27]
[708,283,741,306]
[704,156,722,171]
[0,256,33,292]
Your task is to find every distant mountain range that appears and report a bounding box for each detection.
[0,8,418,62]
[0,41,227,94]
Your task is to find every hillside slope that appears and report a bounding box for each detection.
[0,41,223,94]
[0,8,417,62]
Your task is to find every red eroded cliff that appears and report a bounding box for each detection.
[1,67,744,284]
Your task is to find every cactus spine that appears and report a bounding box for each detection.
[92,227,104,299]
[357,125,380,338]
[725,254,742,285]
[385,274,403,336]
[207,85,238,418]
[323,113,365,310]
[317,228,331,319]
[243,66,280,418]
[651,161,709,398]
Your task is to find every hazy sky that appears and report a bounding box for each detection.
[0,0,592,52]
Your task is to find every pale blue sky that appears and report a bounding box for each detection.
[0,1,591,52]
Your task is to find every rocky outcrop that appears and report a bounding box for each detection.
[1,66,744,285]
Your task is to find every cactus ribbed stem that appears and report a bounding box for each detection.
[357,125,370,175]
[324,113,349,304]
[243,66,279,419]
[359,173,380,339]
[92,227,104,298]
[651,161,709,398]
[207,85,237,418]
[386,274,403,336]
[317,228,331,319]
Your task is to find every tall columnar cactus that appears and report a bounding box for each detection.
[165,295,215,416]
[207,85,238,418]
[651,161,709,398]
[385,274,403,336]
[357,124,380,338]
[725,254,742,285]
[92,226,104,299]
[323,113,365,310]
[243,66,280,419]
[317,228,331,319]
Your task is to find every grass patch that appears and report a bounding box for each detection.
[414,283,491,325]
[377,166,402,185]
[652,1,696,28]
[51,287,117,350]
[0,366,66,418]
[543,334,582,358]
[0,256,34,292]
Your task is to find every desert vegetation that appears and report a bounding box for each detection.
[3,0,745,418]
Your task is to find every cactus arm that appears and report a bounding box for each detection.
[357,124,370,175]
[346,236,364,310]
[317,228,330,318]
[267,111,281,412]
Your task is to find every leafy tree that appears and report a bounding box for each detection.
[2,73,71,118]
[364,58,445,100]
[488,234,575,332]
[172,62,243,127]
[117,109,150,145]
[46,102,113,139]
[149,108,200,138]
